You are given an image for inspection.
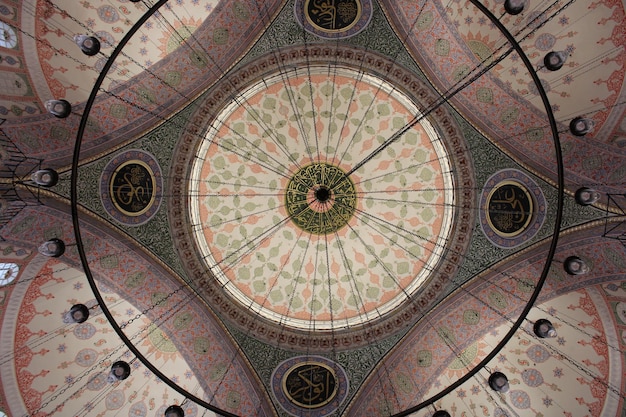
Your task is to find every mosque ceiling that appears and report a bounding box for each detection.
[0,0,625,416]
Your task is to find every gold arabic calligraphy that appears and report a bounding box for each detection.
[286,163,357,235]
[306,0,360,31]
[110,162,155,216]
[487,183,533,236]
[284,363,337,408]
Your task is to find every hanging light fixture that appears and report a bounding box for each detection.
[563,256,590,275]
[488,371,510,393]
[533,318,557,338]
[164,405,185,417]
[569,116,594,136]
[107,360,131,382]
[543,51,568,71]
[30,168,59,187]
[432,410,452,417]
[45,99,71,118]
[38,238,65,257]
[504,0,526,15]
[575,187,601,206]
[62,303,90,324]
[74,34,101,56]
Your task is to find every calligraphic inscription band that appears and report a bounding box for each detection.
[283,362,338,409]
[286,163,357,235]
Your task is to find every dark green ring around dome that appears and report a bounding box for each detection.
[285,163,357,235]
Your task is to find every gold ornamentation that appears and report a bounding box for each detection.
[305,0,362,33]
[282,362,338,408]
[109,160,156,217]
[285,163,357,235]
[486,180,533,237]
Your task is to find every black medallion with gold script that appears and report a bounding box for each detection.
[305,0,361,32]
[486,181,533,237]
[283,362,338,409]
[110,160,156,217]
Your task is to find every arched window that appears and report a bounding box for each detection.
[0,262,19,286]
[0,22,18,49]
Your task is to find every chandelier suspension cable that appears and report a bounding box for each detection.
[74,327,188,417]
[418,314,524,417]
[339,0,564,413]
[297,1,320,164]
[0,250,144,367]
[36,0,211,99]
[438,271,625,401]
[558,98,626,131]
[69,2,241,414]
[509,0,578,47]
[526,44,622,91]
[15,1,158,96]
[26,286,191,417]
[332,0,576,182]
[51,298,186,416]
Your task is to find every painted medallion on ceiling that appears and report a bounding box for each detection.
[271,356,348,417]
[479,169,546,248]
[100,150,162,226]
[295,0,372,39]
[188,65,455,330]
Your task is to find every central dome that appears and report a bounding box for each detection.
[187,65,455,330]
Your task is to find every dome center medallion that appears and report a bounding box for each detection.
[286,163,357,235]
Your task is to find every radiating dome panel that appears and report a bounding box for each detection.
[188,65,455,330]
[172,46,475,348]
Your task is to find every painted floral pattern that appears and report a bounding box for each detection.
[190,66,454,329]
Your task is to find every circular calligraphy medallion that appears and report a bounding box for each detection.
[295,0,372,39]
[286,163,357,235]
[479,169,546,248]
[486,180,533,237]
[110,160,156,216]
[283,362,338,408]
[100,150,163,226]
[306,0,361,32]
[271,356,348,417]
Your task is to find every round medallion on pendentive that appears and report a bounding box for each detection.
[283,362,338,408]
[100,150,162,226]
[479,169,546,248]
[486,180,533,237]
[295,0,372,39]
[272,356,348,416]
